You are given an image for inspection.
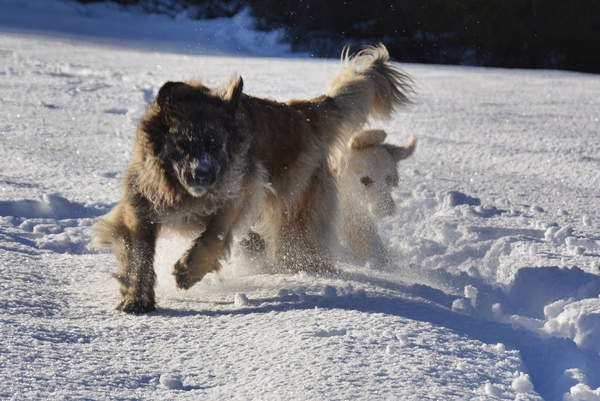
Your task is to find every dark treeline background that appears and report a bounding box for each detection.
[78,0,600,74]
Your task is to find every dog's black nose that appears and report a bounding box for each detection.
[190,164,216,188]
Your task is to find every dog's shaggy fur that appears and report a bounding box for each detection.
[336,130,416,262]
[94,45,413,313]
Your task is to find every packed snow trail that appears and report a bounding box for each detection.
[2,1,600,400]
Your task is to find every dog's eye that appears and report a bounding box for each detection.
[207,137,221,151]
[360,176,373,187]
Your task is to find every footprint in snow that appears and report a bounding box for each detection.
[104,108,128,115]
[313,329,347,338]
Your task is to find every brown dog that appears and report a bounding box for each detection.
[335,130,416,262]
[94,45,413,313]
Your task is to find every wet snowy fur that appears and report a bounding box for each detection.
[335,130,416,262]
[93,44,412,313]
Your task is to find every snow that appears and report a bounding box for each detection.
[234,292,249,307]
[544,298,600,354]
[484,381,504,398]
[512,372,535,393]
[465,284,478,307]
[1,0,600,400]
[565,383,600,401]
[159,374,184,390]
[323,285,338,300]
[0,0,297,57]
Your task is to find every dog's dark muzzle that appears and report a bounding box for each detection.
[186,155,219,196]
[189,166,216,188]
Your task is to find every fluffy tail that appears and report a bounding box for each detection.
[326,44,413,127]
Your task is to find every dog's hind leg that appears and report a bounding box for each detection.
[96,202,160,313]
[269,165,339,273]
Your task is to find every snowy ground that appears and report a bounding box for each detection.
[2,1,600,400]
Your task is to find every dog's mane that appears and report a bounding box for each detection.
[131,89,252,216]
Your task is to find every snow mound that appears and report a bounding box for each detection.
[159,374,183,390]
[484,381,503,397]
[564,384,600,401]
[234,292,249,307]
[544,298,600,354]
[512,372,535,393]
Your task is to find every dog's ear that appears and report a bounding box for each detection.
[384,136,417,163]
[156,81,185,111]
[222,76,243,117]
[350,129,387,149]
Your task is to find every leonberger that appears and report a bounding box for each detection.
[94,45,413,313]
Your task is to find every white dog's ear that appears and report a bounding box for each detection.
[222,76,244,116]
[350,129,387,149]
[384,136,417,162]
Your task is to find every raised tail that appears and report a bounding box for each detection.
[324,44,413,136]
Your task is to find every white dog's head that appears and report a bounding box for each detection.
[338,130,416,218]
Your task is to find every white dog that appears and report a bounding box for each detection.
[335,129,416,262]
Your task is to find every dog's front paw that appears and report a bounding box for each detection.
[116,297,156,314]
[174,259,193,290]
[173,258,220,289]
[174,259,207,290]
